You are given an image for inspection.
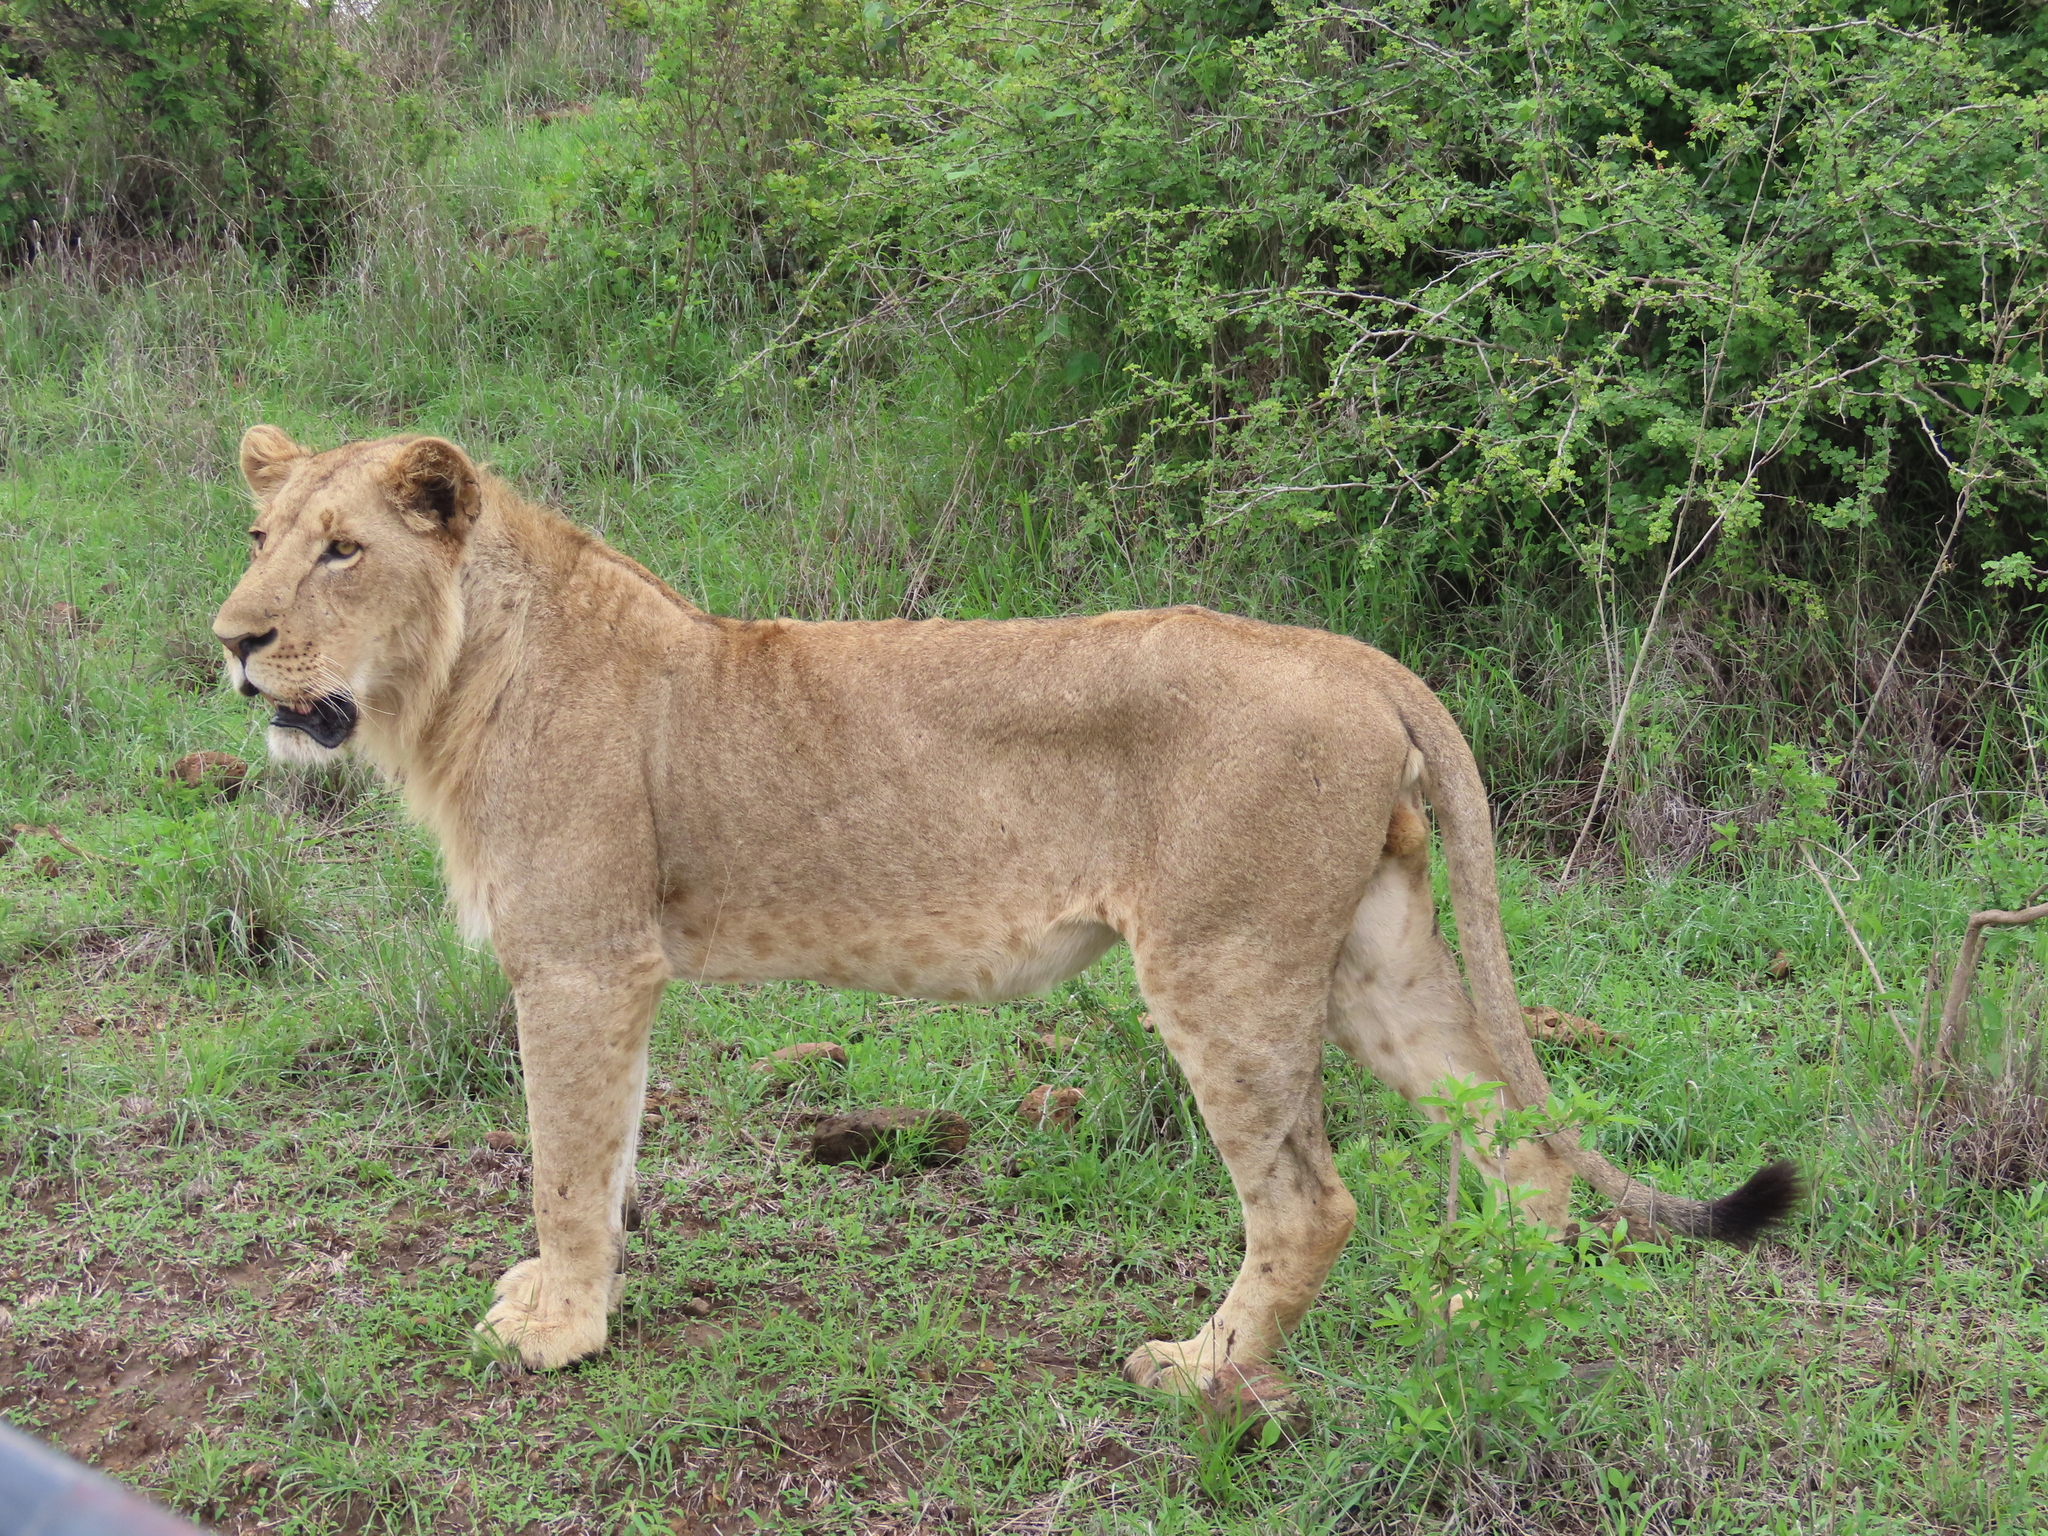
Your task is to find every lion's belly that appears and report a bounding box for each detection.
[662,910,1121,1002]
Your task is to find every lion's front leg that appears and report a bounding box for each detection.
[477,956,664,1369]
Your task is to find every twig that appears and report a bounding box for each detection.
[1560,509,1725,879]
[8,823,135,867]
[1446,1129,1461,1227]
[1800,843,1919,1072]
[1932,902,2048,1074]
[1847,409,1976,770]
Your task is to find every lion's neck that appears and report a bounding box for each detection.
[353,489,537,831]
[364,489,689,939]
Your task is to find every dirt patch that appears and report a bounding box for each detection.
[56,995,180,1039]
[0,1328,256,1473]
[611,1399,955,1535]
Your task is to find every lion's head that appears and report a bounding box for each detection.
[211,426,481,764]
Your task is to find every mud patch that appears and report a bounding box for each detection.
[0,1328,257,1472]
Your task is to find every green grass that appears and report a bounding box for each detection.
[3,455,2047,1531]
[3,92,2047,1536]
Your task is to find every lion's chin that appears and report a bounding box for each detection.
[265,723,351,765]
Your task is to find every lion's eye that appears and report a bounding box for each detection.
[324,539,361,562]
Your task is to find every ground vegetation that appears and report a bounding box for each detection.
[1,0,2045,1530]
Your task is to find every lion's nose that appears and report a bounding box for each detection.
[220,627,278,661]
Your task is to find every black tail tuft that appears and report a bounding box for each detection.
[1707,1159,1804,1244]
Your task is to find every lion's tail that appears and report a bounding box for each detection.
[1397,683,1802,1243]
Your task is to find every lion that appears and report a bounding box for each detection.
[211,427,1798,1418]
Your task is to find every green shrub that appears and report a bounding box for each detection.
[1340,1078,1652,1467]
[614,0,2048,604]
[343,925,518,1104]
[0,0,354,260]
[128,805,313,970]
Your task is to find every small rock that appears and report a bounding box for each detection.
[175,1178,212,1214]
[0,1305,13,1332]
[118,1095,157,1120]
[809,1107,971,1168]
[1767,950,1794,980]
[483,1130,523,1153]
[1018,1085,1084,1131]
[33,854,61,880]
[681,1297,712,1318]
[750,1042,848,1073]
[170,750,248,799]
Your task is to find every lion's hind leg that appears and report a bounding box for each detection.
[1325,791,1572,1229]
[1121,955,1355,1429]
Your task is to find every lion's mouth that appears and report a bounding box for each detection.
[269,694,359,749]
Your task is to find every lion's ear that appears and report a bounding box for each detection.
[389,437,481,539]
[239,425,306,500]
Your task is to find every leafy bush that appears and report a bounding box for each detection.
[1340,1078,1651,1465]
[617,0,2048,605]
[0,0,353,259]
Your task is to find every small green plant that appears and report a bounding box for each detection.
[128,807,313,970]
[160,1434,238,1524]
[344,925,518,1104]
[1347,1078,1652,1466]
[0,1029,62,1117]
[1186,1407,1281,1508]
[0,587,106,781]
[1752,745,1844,859]
[1966,810,2048,912]
[0,1030,73,1168]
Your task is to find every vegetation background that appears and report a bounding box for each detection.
[1,0,2046,1531]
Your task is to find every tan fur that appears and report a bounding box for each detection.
[212,429,1778,1400]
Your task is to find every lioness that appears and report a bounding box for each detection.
[212,428,1797,1412]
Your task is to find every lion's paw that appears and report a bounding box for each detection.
[474,1259,611,1370]
[1200,1362,1307,1442]
[1123,1339,1210,1399]
[1124,1341,1306,1440]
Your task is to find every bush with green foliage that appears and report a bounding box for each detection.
[0,0,355,258]
[612,0,2048,606]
